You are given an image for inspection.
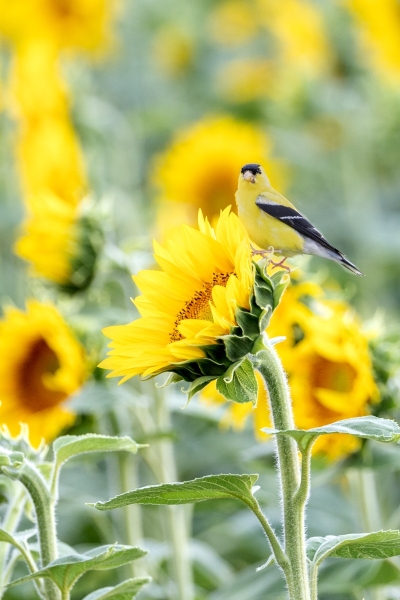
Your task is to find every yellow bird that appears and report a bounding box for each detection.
[235,163,362,275]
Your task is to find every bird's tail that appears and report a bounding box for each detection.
[337,252,363,276]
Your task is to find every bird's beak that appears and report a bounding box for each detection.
[243,170,256,183]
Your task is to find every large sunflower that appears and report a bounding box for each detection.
[202,278,379,461]
[0,301,87,446]
[100,208,254,382]
[153,116,286,231]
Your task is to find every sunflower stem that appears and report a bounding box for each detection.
[152,385,195,600]
[254,335,311,600]
[0,484,26,596]
[3,461,60,600]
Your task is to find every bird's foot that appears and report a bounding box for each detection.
[270,257,291,274]
[250,245,275,259]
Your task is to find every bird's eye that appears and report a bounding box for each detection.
[241,163,262,175]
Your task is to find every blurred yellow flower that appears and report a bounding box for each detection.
[346,0,400,83]
[100,207,253,382]
[257,0,332,77]
[151,24,194,78]
[0,0,119,53]
[8,40,69,120]
[0,300,87,446]
[15,193,79,284]
[217,58,274,103]
[17,117,86,204]
[202,279,379,461]
[208,0,260,47]
[153,116,286,231]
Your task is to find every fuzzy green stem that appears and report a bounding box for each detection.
[310,563,319,600]
[254,336,311,600]
[4,461,60,600]
[249,497,291,579]
[0,484,26,596]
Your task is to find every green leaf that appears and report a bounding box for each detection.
[53,434,141,472]
[184,376,216,401]
[235,308,260,339]
[259,307,272,332]
[307,530,400,566]
[9,544,147,591]
[262,416,400,452]
[222,335,254,362]
[216,357,258,404]
[82,577,151,600]
[91,473,259,511]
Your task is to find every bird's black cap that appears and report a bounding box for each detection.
[241,163,262,175]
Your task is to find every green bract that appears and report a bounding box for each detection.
[168,264,288,404]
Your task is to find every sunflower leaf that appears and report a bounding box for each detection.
[262,416,400,452]
[91,474,259,510]
[223,334,254,362]
[307,530,400,565]
[8,545,147,591]
[216,357,258,404]
[53,434,141,472]
[81,577,151,600]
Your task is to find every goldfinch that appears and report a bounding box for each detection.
[235,163,362,275]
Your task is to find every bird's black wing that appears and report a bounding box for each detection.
[255,198,340,253]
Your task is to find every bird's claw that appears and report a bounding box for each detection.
[250,245,291,274]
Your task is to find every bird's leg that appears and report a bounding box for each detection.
[270,256,291,274]
[250,245,276,260]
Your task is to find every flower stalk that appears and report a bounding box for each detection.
[253,335,311,600]
[4,460,60,600]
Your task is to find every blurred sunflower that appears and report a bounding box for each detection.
[100,207,253,382]
[153,116,286,234]
[257,0,332,78]
[17,117,86,204]
[151,24,194,78]
[217,58,274,104]
[15,193,102,289]
[0,300,87,446]
[0,0,119,53]
[15,193,79,284]
[202,278,379,461]
[346,0,400,83]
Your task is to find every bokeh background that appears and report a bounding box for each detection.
[2,1,400,599]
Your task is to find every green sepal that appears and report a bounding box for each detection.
[235,307,261,339]
[254,279,274,311]
[222,334,254,362]
[259,307,272,332]
[58,215,104,294]
[216,357,258,404]
[184,376,217,401]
